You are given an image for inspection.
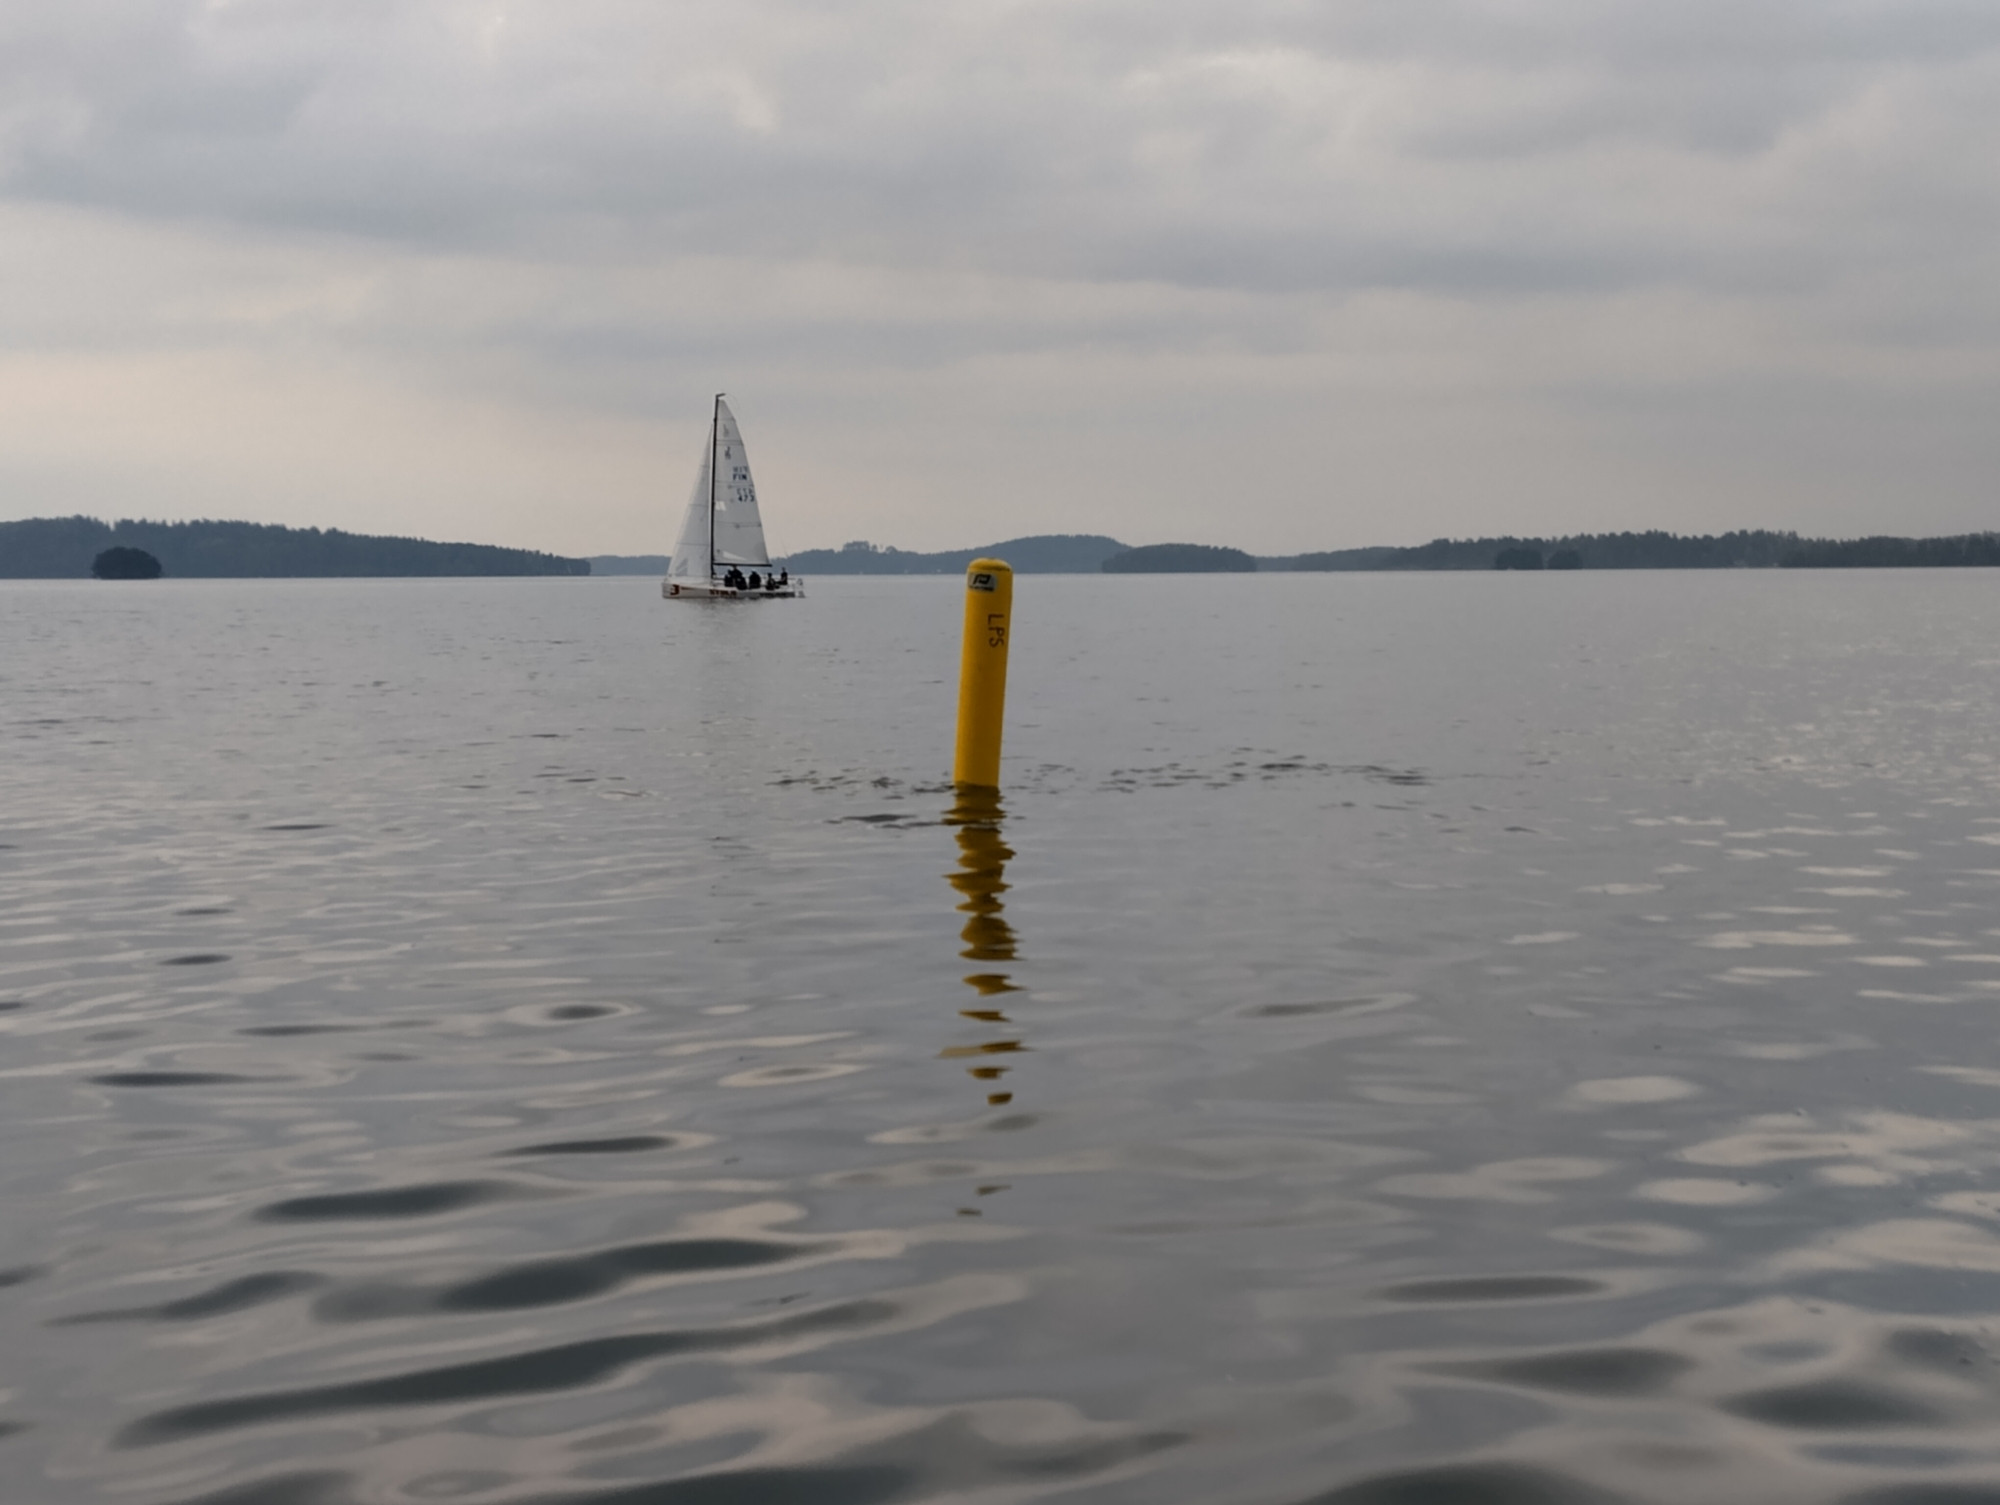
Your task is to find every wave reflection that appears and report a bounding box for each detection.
[942,790,1025,1109]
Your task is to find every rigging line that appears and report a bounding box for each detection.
[708,393,722,581]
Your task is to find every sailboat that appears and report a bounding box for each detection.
[661,395,803,600]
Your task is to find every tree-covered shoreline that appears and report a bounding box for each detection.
[8,517,1996,579]
[1258,529,2000,571]
[1262,530,1806,571]
[789,528,2000,574]
[0,517,589,578]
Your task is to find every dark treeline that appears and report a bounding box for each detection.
[0,517,589,578]
[1782,534,2000,568]
[1264,530,1815,571]
[1263,530,2000,571]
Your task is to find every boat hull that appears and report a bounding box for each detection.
[662,578,804,600]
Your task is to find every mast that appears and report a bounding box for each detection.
[708,393,721,581]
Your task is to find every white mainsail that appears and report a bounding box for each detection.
[666,397,771,581]
[710,399,770,568]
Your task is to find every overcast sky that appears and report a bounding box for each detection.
[4,1,1998,556]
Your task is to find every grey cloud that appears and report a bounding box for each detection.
[1283,0,2000,69]
[7,0,1999,304]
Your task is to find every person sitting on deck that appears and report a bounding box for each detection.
[765,572,779,591]
[748,571,762,590]
[778,569,789,587]
[724,566,744,588]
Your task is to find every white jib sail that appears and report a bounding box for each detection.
[665,398,772,580]
[665,444,713,581]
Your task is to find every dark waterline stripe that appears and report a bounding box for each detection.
[163,1465,913,1505]
[119,1299,897,1447]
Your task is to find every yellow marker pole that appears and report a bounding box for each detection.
[953,559,1013,790]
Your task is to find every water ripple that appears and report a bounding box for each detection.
[13,576,2000,1502]
[314,1237,827,1320]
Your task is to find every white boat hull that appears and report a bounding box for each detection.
[662,577,804,600]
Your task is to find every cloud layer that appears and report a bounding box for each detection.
[4,1,1998,552]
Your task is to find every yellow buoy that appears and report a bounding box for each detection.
[953,559,1012,790]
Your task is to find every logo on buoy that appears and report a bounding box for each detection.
[969,572,997,592]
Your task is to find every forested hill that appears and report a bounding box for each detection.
[781,534,1127,574]
[0,517,589,577]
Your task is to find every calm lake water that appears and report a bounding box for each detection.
[6,571,2000,1505]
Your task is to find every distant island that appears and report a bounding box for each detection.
[1,517,589,578]
[91,546,163,580]
[1103,543,1255,573]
